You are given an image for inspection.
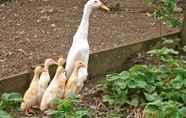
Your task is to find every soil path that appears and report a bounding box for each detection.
[0,0,179,78]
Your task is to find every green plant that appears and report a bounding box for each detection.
[0,92,22,118]
[0,92,22,110]
[47,96,92,118]
[0,110,14,118]
[144,0,182,28]
[99,38,186,118]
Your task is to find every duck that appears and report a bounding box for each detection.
[65,0,110,79]
[37,59,57,104]
[40,57,67,111]
[64,61,87,99]
[21,65,45,113]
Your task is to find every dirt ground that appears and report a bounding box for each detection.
[0,0,180,79]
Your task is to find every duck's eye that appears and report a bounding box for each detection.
[94,1,98,3]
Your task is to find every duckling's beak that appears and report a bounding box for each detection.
[82,64,88,68]
[100,4,110,11]
[43,68,47,72]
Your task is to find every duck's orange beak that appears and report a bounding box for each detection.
[100,3,110,11]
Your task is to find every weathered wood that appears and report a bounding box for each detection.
[0,71,31,94]
[88,31,180,77]
[181,9,186,46]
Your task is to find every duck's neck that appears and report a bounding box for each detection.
[73,5,92,43]
[44,65,49,72]
[33,73,40,80]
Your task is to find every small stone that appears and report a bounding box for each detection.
[16,23,21,26]
[36,19,41,23]
[34,35,38,38]
[48,8,54,13]
[19,31,25,35]
[51,24,56,27]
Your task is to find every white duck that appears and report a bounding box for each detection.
[38,59,57,104]
[65,0,110,78]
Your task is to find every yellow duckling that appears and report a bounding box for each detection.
[64,61,87,99]
[38,59,57,104]
[21,65,45,113]
[40,57,66,111]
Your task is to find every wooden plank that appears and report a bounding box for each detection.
[181,9,186,46]
[0,71,31,94]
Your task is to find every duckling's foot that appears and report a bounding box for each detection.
[25,108,35,116]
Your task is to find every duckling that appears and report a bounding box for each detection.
[40,57,67,111]
[21,65,45,113]
[64,61,87,99]
[38,59,57,104]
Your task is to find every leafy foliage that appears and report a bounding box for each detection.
[0,110,14,118]
[0,92,22,118]
[99,38,186,117]
[144,0,182,28]
[0,92,22,110]
[47,96,92,118]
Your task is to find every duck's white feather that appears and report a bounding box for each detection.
[65,4,91,79]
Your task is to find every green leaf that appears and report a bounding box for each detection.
[163,39,175,45]
[60,100,73,112]
[144,84,156,93]
[144,104,160,116]
[183,46,186,52]
[75,110,90,118]
[170,75,183,89]
[179,107,186,117]
[127,79,137,89]
[1,92,22,103]
[0,110,14,118]
[145,92,161,102]
[102,95,115,105]
[127,97,139,107]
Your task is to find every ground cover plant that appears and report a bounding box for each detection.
[97,38,186,118]
[144,0,182,28]
[0,92,22,118]
[46,96,92,118]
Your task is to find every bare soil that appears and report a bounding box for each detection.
[0,0,180,79]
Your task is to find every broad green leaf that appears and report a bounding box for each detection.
[181,93,186,105]
[179,107,186,117]
[127,79,138,89]
[0,110,14,118]
[75,110,90,118]
[1,92,22,103]
[183,46,186,52]
[135,78,148,89]
[145,93,161,102]
[103,95,115,105]
[163,39,174,45]
[144,84,156,93]
[170,75,183,89]
[127,97,139,107]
